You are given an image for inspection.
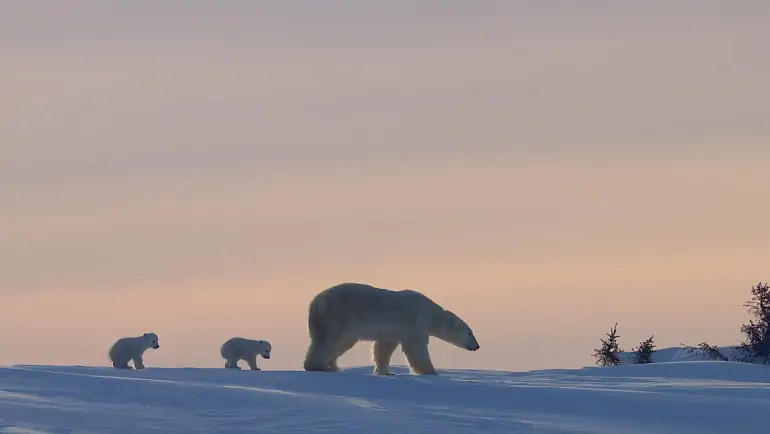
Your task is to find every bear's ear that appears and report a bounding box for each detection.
[143,333,148,338]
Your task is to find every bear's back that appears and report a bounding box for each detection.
[322,282,441,314]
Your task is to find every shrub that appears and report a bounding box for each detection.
[592,323,623,366]
[680,342,728,361]
[738,282,770,364]
[632,335,656,364]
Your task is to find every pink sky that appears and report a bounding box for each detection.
[2,1,769,372]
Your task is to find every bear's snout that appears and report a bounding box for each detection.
[263,353,271,359]
[154,344,160,349]
[467,343,480,351]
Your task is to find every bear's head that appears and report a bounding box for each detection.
[143,332,160,349]
[259,340,272,359]
[432,310,480,352]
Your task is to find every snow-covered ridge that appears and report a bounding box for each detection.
[617,344,743,364]
[3,352,770,433]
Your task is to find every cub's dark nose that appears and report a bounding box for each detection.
[467,344,480,351]
[155,345,160,349]
[264,354,271,359]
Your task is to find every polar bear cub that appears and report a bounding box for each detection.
[220,337,272,370]
[303,282,480,375]
[108,332,160,370]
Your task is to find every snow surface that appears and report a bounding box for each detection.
[3,350,770,433]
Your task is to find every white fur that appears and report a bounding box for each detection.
[303,282,480,375]
[220,337,272,370]
[108,332,160,370]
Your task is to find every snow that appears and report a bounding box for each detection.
[3,352,770,433]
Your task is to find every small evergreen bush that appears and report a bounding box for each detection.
[592,323,623,366]
[632,335,656,364]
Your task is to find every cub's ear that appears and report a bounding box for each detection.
[143,333,148,337]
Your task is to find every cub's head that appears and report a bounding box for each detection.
[434,310,480,352]
[143,333,160,350]
[259,340,272,359]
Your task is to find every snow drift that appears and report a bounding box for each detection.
[3,353,770,433]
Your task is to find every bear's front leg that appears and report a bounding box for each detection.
[401,339,438,375]
[246,356,261,371]
[372,341,399,375]
[327,359,341,372]
[132,355,146,370]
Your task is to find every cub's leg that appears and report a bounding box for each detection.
[113,360,131,369]
[225,358,241,369]
[132,355,146,370]
[246,355,260,371]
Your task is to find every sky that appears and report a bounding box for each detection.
[2,1,769,372]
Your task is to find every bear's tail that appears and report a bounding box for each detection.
[307,293,328,341]
[106,343,116,362]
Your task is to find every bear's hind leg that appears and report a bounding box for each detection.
[328,339,358,372]
[402,339,437,375]
[304,338,338,372]
[113,360,131,369]
[372,341,399,375]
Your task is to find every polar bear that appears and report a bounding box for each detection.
[108,332,160,370]
[302,282,480,375]
[220,337,272,370]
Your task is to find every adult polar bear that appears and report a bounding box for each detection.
[303,282,480,375]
